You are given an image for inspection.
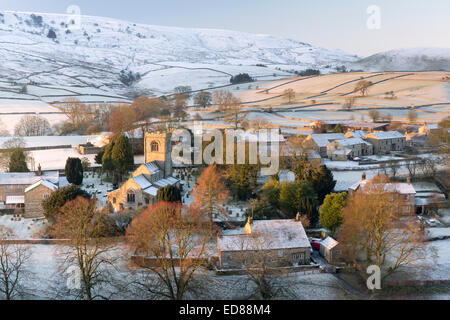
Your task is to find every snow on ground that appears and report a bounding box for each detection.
[426,228,450,239]
[438,209,450,226]
[0,215,47,239]
[27,148,99,172]
[79,171,115,208]
[0,135,100,149]
[13,243,353,300]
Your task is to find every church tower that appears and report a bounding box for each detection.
[144,132,172,177]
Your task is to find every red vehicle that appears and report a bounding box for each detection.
[311,242,321,251]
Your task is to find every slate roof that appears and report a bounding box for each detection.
[218,219,311,252]
[25,179,58,193]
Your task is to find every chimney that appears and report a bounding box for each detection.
[362,172,366,181]
[407,176,411,185]
[244,217,252,235]
[37,164,42,176]
[296,212,300,222]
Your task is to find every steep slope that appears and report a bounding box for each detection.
[352,47,450,72]
[0,11,358,96]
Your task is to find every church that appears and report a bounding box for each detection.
[107,132,179,212]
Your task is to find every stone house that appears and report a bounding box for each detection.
[303,133,346,158]
[363,131,406,154]
[24,180,58,218]
[217,217,311,269]
[349,173,416,215]
[0,171,60,216]
[327,138,373,160]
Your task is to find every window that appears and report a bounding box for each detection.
[127,192,136,203]
[113,197,116,204]
[151,141,159,152]
[291,252,304,264]
[278,250,284,258]
[145,198,150,205]
[43,194,50,199]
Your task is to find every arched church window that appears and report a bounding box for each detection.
[127,191,136,203]
[151,141,159,152]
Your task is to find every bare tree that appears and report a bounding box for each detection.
[408,109,418,123]
[59,98,96,134]
[14,114,51,136]
[49,197,120,300]
[406,158,420,181]
[419,157,440,179]
[126,202,212,300]
[368,110,381,123]
[225,97,244,128]
[0,228,31,300]
[213,90,234,112]
[283,89,295,104]
[342,97,356,110]
[354,80,373,96]
[236,235,297,300]
[338,176,427,283]
[194,92,212,108]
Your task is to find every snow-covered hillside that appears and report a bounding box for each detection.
[352,47,450,72]
[0,11,358,96]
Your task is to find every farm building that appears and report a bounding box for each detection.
[363,131,406,154]
[217,217,311,269]
[327,138,373,160]
[320,237,340,264]
[303,133,346,157]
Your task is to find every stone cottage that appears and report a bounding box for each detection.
[327,138,373,160]
[363,131,406,154]
[217,217,311,269]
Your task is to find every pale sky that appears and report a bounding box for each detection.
[0,0,449,57]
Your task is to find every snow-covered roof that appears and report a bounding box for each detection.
[5,196,25,205]
[308,133,346,147]
[333,138,370,147]
[218,219,311,252]
[346,130,368,139]
[132,175,152,190]
[321,237,339,250]
[153,177,179,188]
[143,162,161,175]
[231,130,285,143]
[350,181,416,195]
[25,179,58,193]
[131,175,178,195]
[278,170,295,183]
[143,186,159,196]
[0,171,59,186]
[365,131,405,140]
[332,148,352,156]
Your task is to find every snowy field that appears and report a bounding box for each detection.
[0,215,47,239]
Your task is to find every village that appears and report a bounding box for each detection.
[0,7,448,302]
[0,103,449,299]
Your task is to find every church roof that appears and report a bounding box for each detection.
[143,162,161,175]
[132,175,153,190]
